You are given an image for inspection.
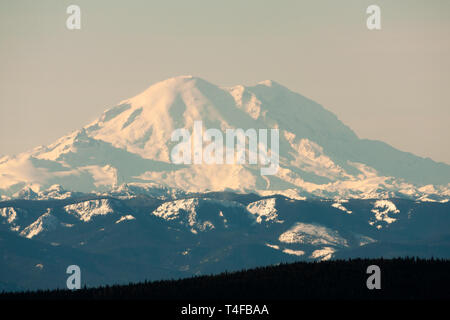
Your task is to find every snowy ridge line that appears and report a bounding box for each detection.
[0,76,449,200]
[0,192,449,266]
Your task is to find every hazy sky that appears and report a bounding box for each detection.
[1,0,449,164]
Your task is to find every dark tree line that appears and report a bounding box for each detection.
[1,258,449,300]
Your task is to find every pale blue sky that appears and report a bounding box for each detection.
[1,0,449,163]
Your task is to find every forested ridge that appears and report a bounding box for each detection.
[1,258,449,300]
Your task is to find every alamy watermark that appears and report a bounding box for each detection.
[66,264,81,290]
[66,5,81,30]
[366,5,381,30]
[170,121,279,175]
[65,4,380,31]
[366,265,381,290]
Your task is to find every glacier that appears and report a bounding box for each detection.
[0,75,448,201]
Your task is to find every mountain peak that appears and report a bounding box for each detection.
[0,76,449,199]
[122,75,215,107]
[257,80,281,87]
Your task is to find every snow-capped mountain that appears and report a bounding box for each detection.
[0,75,448,201]
[1,76,449,292]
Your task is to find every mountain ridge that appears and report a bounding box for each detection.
[0,75,448,200]
[1,193,449,291]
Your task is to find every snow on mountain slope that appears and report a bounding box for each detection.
[282,248,305,256]
[310,247,336,261]
[37,184,74,200]
[20,209,58,239]
[0,207,36,233]
[12,186,39,200]
[0,207,19,225]
[332,200,352,214]
[107,183,184,200]
[279,222,348,247]
[354,234,377,247]
[0,207,21,231]
[246,198,283,224]
[369,200,400,229]
[115,215,135,224]
[152,198,248,233]
[64,199,114,222]
[152,198,200,222]
[152,198,215,233]
[0,76,448,200]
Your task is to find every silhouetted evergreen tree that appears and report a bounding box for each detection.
[1,258,449,300]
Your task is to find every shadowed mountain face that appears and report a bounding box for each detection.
[0,76,448,200]
[1,194,449,291]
